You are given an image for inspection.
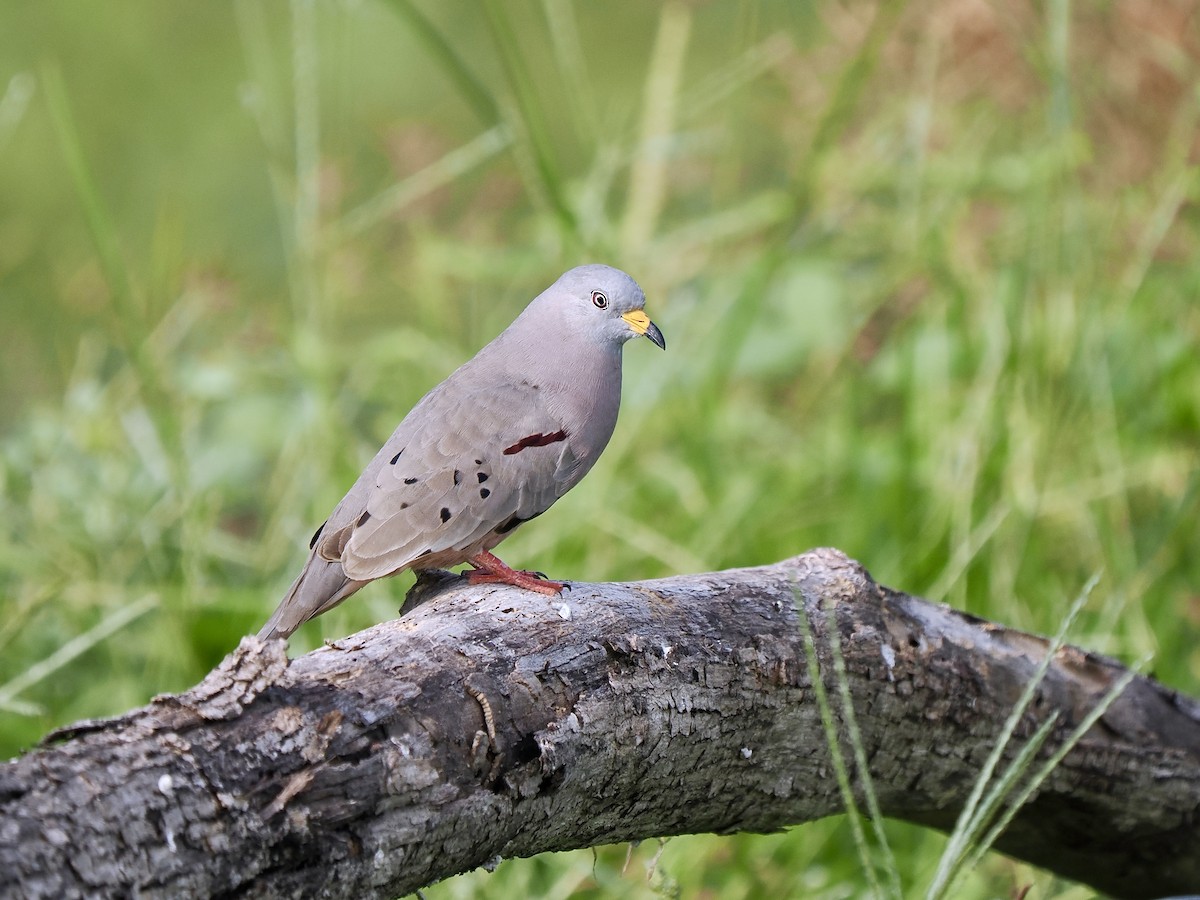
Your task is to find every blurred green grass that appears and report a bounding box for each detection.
[1,1,1198,896]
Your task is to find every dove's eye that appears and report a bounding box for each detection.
[591,290,608,309]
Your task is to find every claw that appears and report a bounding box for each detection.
[466,551,564,595]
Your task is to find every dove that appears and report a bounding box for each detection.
[258,264,665,640]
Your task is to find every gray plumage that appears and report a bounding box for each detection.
[259,264,665,640]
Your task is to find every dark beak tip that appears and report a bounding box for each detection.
[646,322,666,350]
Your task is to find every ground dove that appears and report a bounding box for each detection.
[258,264,665,640]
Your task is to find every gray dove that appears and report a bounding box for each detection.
[259,264,665,640]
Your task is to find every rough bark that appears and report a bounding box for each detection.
[1,549,1198,899]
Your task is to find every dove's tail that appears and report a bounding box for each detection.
[258,554,367,641]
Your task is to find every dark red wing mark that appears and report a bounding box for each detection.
[503,430,567,455]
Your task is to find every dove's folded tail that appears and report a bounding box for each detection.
[258,555,366,641]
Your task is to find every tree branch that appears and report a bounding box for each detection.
[2,549,1198,899]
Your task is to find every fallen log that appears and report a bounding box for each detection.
[2,549,1197,898]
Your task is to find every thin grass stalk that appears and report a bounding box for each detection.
[41,64,143,364]
[696,250,786,402]
[787,0,908,221]
[0,594,157,715]
[539,0,598,144]
[380,0,501,126]
[291,0,321,324]
[820,594,903,898]
[479,0,579,238]
[953,658,1149,893]
[234,0,307,326]
[41,63,185,480]
[795,587,887,899]
[927,712,1061,900]
[1047,0,1072,134]
[621,0,691,257]
[1115,83,1200,311]
[925,572,1100,898]
[679,36,790,121]
[0,71,33,154]
[334,125,512,240]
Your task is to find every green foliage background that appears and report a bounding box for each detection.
[1,1,1198,896]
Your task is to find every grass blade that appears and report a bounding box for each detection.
[957,656,1149,883]
[334,125,512,240]
[621,0,692,256]
[0,71,34,155]
[290,0,321,322]
[479,0,578,238]
[380,0,501,126]
[539,0,598,144]
[0,594,158,716]
[41,63,141,353]
[820,591,903,898]
[794,584,893,899]
[926,572,1101,898]
[786,0,907,230]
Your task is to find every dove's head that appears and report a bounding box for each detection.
[535,264,666,352]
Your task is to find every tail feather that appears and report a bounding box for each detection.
[259,555,367,641]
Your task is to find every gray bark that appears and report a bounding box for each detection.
[1,549,1198,899]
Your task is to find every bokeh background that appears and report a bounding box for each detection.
[2,1,1198,896]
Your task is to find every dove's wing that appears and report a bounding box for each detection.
[320,374,586,581]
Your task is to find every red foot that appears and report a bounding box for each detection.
[467,551,564,595]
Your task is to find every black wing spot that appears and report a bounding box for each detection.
[480,488,491,499]
[400,502,409,510]
[453,469,462,485]
[477,472,489,483]
[404,477,418,485]
[495,510,542,534]
[389,448,404,465]
[440,507,452,523]
[356,511,371,527]
[309,520,328,550]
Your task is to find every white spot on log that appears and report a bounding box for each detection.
[390,735,415,758]
[165,826,177,853]
[880,644,897,681]
[158,774,174,796]
[216,791,241,810]
[741,747,753,759]
[556,603,571,620]
[482,855,503,872]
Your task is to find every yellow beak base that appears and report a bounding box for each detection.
[621,310,666,350]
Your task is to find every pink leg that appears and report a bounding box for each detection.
[467,551,564,595]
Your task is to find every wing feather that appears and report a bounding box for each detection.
[336,376,579,580]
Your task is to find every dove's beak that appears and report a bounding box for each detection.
[622,310,667,350]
